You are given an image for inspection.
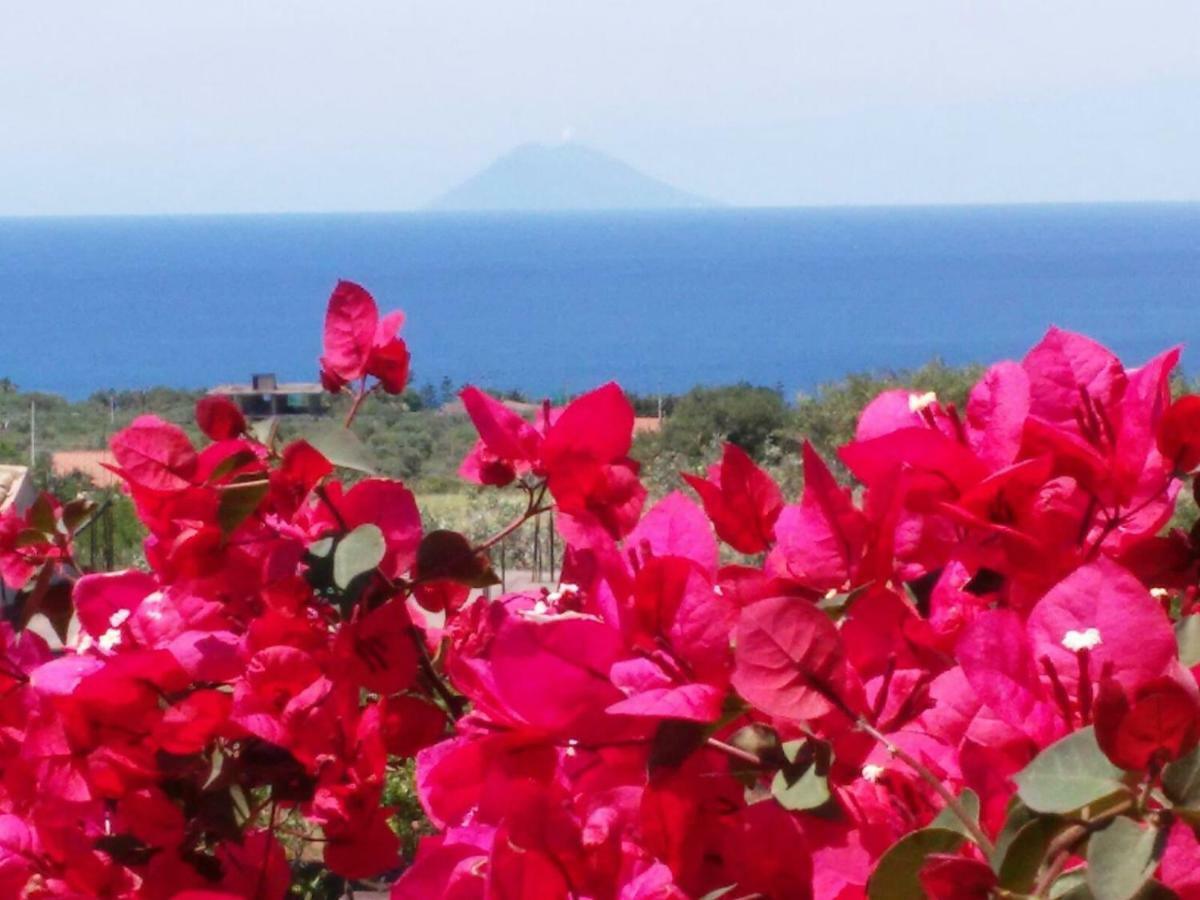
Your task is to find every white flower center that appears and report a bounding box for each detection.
[1062,627,1102,652]
[908,391,938,413]
[98,628,122,652]
[108,609,131,628]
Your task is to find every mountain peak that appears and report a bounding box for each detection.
[430,143,714,212]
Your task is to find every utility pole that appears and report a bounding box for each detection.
[29,400,35,469]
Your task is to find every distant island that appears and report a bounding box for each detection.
[430,142,715,212]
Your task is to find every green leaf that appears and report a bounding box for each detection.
[930,789,980,838]
[991,797,1037,868]
[333,524,386,590]
[205,449,260,484]
[216,477,269,534]
[1086,817,1163,900]
[771,761,831,811]
[60,496,97,533]
[1177,616,1200,668]
[415,530,499,588]
[1013,727,1128,814]
[867,827,964,900]
[1051,869,1090,898]
[1163,744,1200,809]
[303,425,378,474]
[997,816,1065,892]
[308,536,334,559]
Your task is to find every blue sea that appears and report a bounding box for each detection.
[1,205,1197,400]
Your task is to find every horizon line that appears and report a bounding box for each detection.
[3,197,1199,222]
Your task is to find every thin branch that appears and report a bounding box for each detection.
[475,481,552,552]
[343,380,375,429]
[409,626,465,721]
[706,737,766,768]
[856,718,995,856]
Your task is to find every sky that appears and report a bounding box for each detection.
[2,1,1198,216]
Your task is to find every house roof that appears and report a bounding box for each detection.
[632,416,662,435]
[50,450,122,489]
[209,382,324,397]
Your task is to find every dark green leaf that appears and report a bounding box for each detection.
[303,425,378,474]
[1013,727,1127,814]
[1086,817,1163,900]
[867,827,964,900]
[333,524,386,590]
[416,530,498,588]
[1164,744,1200,809]
[216,477,269,534]
[991,797,1037,868]
[205,449,259,484]
[998,816,1065,892]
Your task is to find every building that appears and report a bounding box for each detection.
[208,373,325,418]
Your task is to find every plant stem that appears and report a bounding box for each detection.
[707,737,766,768]
[856,718,995,856]
[409,626,465,721]
[475,482,552,552]
[343,380,374,429]
[1031,796,1134,898]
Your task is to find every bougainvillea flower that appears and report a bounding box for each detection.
[109,415,199,492]
[1159,395,1200,474]
[194,395,247,441]
[1094,665,1200,771]
[682,442,783,554]
[768,443,867,590]
[1026,557,1176,695]
[459,382,646,538]
[733,595,864,721]
[319,280,411,394]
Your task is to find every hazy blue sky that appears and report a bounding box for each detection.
[3,1,1198,215]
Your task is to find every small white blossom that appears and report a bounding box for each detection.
[108,608,131,629]
[1062,628,1103,652]
[1151,588,1170,600]
[861,764,885,783]
[908,391,938,413]
[98,628,122,652]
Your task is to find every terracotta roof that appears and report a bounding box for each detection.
[50,450,122,489]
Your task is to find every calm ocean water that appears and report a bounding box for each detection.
[1,205,1197,400]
